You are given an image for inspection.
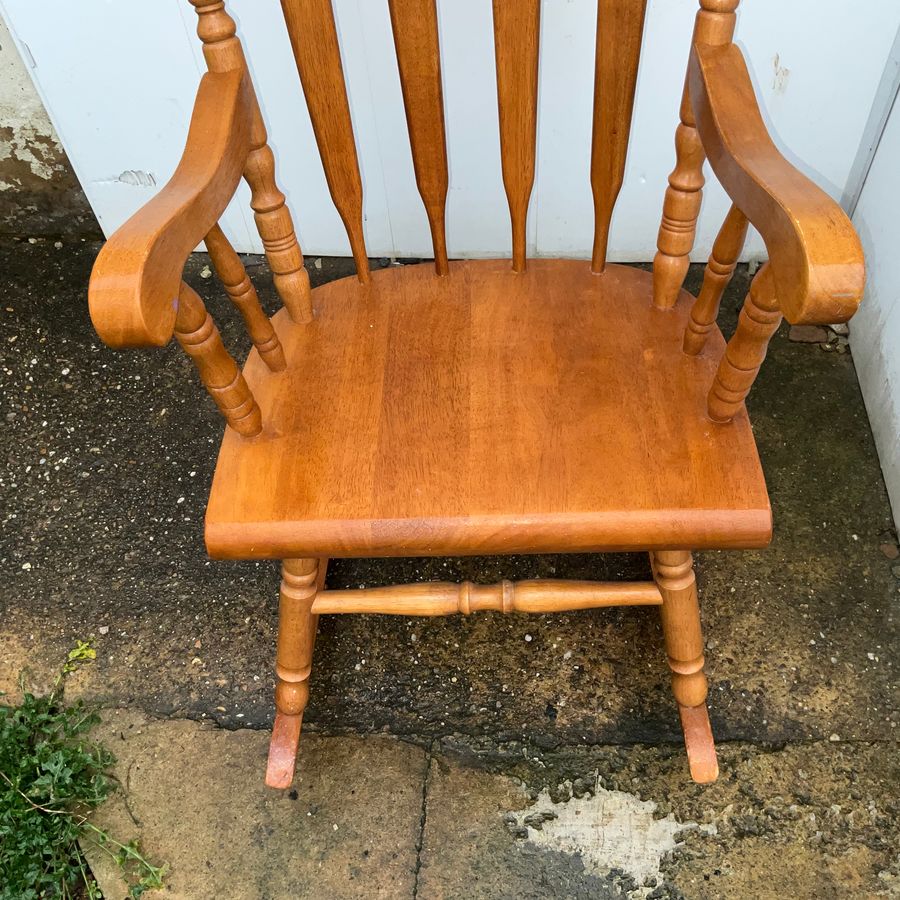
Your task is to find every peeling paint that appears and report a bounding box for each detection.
[509,778,715,890]
[0,18,98,234]
[115,169,156,188]
[0,123,68,184]
[1,20,62,184]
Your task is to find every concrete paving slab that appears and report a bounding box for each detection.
[76,711,900,899]
[83,710,426,900]
[419,738,900,899]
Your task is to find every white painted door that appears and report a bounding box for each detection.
[2,0,899,261]
[851,81,900,527]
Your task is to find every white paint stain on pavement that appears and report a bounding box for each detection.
[510,778,716,888]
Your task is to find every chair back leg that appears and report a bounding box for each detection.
[652,550,719,783]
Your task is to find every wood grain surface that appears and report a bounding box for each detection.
[206,260,771,558]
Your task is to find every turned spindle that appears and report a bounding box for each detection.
[189,0,313,324]
[174,282,262,436]
[683,204,749,355]
[267,557,321,789]
[243,123,314,324]
[652,549,718,782]
[205,224,286,372]
[653,550,707,708]
[707,263,781,422]
[313,579,662,616]
[653,0,740,310]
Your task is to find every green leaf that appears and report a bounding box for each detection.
[0,643,166,896]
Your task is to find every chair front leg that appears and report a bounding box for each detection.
[651,550,719,783]
[266,557,323,789]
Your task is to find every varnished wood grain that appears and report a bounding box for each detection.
[689,42,865,324]
[190,0,246,72]
[313,580,662,615]
[653,550,707,708]
[707,263,782,423]
[243,118,314,324]
[204,224,286,372]
[652,549,718,782]
[653,0,739,309]
[175,282,262,437]
[206,260,771,559]
[492,0,540,273]
[388,0,449,275]
[190,0,313,323]
[85,0,872,790]
[591,0,647,273]
[266,557,326,789]
[684,204,748,355]
[88,70,253,347]
[280,0,369,282]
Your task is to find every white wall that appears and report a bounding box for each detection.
[851,91,900,527]
[1,0,898,260]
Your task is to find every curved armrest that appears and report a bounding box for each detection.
[88,69,254,347]
[689,42,864,324]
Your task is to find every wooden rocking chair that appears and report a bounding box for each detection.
[88,0,864,788]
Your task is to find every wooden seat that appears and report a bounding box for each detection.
[207,259,770,559]
[87,0,865,792]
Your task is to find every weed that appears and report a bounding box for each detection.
[0,641,166,898]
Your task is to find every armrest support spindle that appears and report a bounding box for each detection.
[684,203,748,355]
[191,0,314,322]
[204,224,286,372]
[175,283,262,436]
[707,263,781,422]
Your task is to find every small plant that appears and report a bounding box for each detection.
[0,640,166,899]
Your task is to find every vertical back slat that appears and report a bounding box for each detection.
[590,0,648,273]
[492,0,540,273]
[280,0,369,282]
[388,0,450,275]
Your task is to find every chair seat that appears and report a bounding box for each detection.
[205,259,771,558]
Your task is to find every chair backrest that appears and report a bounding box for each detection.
[279,0,651,279]
[90,0,865,441]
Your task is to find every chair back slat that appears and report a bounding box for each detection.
[492,0,540,273]
[387,0,450,275]
[590,0,648,273]
[280,0,369,282]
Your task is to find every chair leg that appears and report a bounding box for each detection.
[651,550,719,783]
[265,558,322,789]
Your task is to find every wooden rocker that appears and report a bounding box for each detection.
[88,0,864,789]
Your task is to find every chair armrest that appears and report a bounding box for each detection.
[689,42,864,325]
[88,68,254,348]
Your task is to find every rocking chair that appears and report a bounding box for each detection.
[88,0,865,788]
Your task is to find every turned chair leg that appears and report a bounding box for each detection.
[651,550,719,783]
[266,558,323,789]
